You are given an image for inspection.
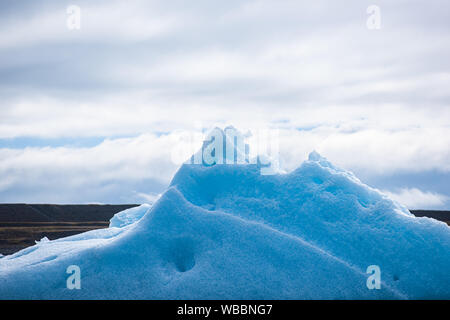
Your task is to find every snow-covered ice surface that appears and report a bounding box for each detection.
[0,152,449,299]
[109,203,152,228]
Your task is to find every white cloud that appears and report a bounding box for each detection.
[382,188,449,210]
[0,133,180,185]
[135,192,161,204]
[276,124,450,175]
[0,1,449,205]
[0,128,449,205]
[0,134,181,203]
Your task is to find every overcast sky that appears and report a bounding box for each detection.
[0,0,449,209]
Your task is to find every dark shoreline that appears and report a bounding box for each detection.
[0,204,449,256]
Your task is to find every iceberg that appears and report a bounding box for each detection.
[0,149,449,299]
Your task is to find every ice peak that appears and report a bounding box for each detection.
[308,150,323,162]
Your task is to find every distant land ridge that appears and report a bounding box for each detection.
[0,204,449,224]
[0,204,139,222]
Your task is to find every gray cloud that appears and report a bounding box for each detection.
[0,0,449,207]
